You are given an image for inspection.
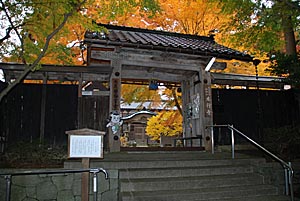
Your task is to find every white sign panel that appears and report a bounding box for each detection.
[69,135,103,158]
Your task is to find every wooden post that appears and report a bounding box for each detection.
[201,71,213,151]
[109,59,122,152]
[39,72,47,144]
[181,80,191,142]
[82,158,90,201]
[65,128,105,201]
[77,73,83,129]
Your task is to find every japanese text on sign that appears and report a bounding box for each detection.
[69,135,103,158]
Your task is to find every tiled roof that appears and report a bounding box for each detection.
[84,24,253,61]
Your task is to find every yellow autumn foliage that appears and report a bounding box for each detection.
[122,84,162,108]
[146,110,182,141]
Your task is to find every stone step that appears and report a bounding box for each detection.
[119,164,254,179]
[64,151,266,169]
[64,151,291,200]
[204,195,294,201]
[100,151,264,162]
[113,151,290,201]
[92,158,262,169]
[121,184,279,201]
[120,173,263,192]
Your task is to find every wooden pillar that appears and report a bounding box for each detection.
[201,71,213,151]
[182,80,192,141]
[108,60,121,152]
[185,69,213,149]
[191,73,202,147]
[39,72,47,144]
[77,73,83,129]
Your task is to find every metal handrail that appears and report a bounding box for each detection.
[207,124,294,201]
[0,168,109,201]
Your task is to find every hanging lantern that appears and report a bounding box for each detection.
[149,79,158,90]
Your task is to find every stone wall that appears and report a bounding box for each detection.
[0,169,119,201]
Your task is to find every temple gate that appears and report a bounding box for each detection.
[84,24,253,152]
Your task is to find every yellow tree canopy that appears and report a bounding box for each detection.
[148,0,229,35]
[146,110,182,141]
[147,0,270,76]
[121,84,162,108]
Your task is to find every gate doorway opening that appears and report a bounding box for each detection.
[119,81,184,149]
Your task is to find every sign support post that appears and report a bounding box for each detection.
[66,128,105,201]
[81,158,90,201]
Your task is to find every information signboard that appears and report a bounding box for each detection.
[69,135,103,158]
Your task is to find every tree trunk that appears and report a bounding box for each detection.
[282,15,297,55]
[172,88,182,116]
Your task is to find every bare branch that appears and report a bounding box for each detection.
[0,0,25,62]
[0,23,25,45]
[0,27,13,44]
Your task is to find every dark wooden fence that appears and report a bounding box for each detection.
[0,83,78,147]
[1,82,299,151]
[81,96,109,131]
[81,95,110,150]
[212,88,300,144]
[0,82,109,150]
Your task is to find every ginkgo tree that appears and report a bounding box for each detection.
[121,83,183,140]
[146,110,182,141]
[121,84,162,109]
[142,0,266,75]
[87,0,160,26]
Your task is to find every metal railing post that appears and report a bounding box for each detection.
[90,168,109,201]
[92,171,98,201]
[285,168,289,195]
[206,124,295,201]
[288,162,294,201]
[211,127,214,154]
[1,168,109,201]
[4,175,11,201]
[230,125,235,159]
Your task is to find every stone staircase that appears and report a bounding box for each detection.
[116,152,290,201]
[66,151,293,201]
